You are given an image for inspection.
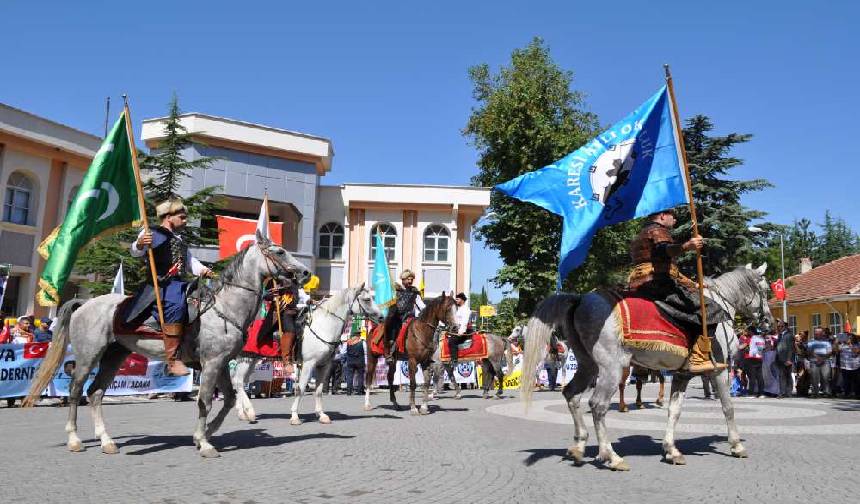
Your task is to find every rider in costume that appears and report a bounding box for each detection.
[125,197,213,376]
[447,292,471,365]
[627,208,728,374]
[383,270,425,361]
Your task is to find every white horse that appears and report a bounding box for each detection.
[522,264,774,470]
[232,284,381,424]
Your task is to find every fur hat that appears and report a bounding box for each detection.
[155,197,186,219]
[400,269,415,280]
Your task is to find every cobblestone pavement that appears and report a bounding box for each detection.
[2,381,857,503]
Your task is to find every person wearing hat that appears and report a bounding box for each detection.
[382,269,425,361]
[446,293,471,366]
[125,196,213,376]
[343,318,366,395]
[628,208,729,374]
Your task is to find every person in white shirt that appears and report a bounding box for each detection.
[447,293,472,365]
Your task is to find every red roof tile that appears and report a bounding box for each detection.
[782,254,860,304]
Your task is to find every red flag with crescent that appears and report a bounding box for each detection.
[216,215,283,259]
[770,279,786,301]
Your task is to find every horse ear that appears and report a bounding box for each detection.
[744,263,753,270]
[255,229,268,245]
[756,263,768,275]
[359,281,366,291]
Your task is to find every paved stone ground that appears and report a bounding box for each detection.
[1,381,857,503]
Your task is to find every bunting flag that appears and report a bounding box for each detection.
[112,262,125,295]
[37,112,141,306]
[372,233,395,315]
[495,86,688,286]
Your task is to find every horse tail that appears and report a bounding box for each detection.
[22,299,82,408]
[521,294,581,410]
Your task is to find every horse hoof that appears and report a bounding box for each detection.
[618,404,628,413]
[635,401,643,409]
[101,442,119,455]
[289,417,302,426]
[732,447,748,458]
[318,414,331,424]
[363,404,373,411]
[482,394,489,400]
[238,411,249,422]
[608,459,630,471]
[419,406,429,415]
[454,394,462,400]
[566,447,584,463]
[655,400,664,407]
[68,440,84,453]
[199,447,220,458]
[493,395,503,400]
[665,453,686,465]
[410,407,420,416]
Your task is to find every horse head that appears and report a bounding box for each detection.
[427,292,458,330]
[349,282,383,323]
[234,229,312,288]
[743,262,775,330]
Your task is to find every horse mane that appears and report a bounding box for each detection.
[419,295,449,322]
[705,267,761,304]
[217,246,254,287]
[320,286,351,310]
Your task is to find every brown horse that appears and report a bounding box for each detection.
[618,365,665,412]
[363,293,458,414]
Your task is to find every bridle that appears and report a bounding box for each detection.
[304,287,381,348]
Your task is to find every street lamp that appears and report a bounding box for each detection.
[748,226,788,323]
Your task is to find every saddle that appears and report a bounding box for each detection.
[396,317,414,354]
[604,290,690,367]
[439,332,489,362]
[114,279,205,339]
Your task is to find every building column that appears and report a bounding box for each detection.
[402,209,417,275]
[348,208,365,286]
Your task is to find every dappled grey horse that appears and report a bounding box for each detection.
[522,264,773,470]
[24,230,310,458]
[232,284,381,424]
[428,331,513,400]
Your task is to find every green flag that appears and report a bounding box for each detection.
[37,112,141,306]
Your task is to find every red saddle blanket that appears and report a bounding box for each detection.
[608,292,690,359]
[112,296,164,340]
[241,318,280,357]
[439,332,489,362]
[368,318,413,356]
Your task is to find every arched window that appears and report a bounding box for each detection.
[423,224,450,262]
[318,222,344,260]
[369,223,397,262]
[3,172,34,225]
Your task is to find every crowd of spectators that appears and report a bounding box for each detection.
[0,313,53,345]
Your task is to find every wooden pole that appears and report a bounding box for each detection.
[263,193,286,337]
[663,65,708,339]
[122,96,167,331]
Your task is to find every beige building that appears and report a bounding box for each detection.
[0,103,101,318]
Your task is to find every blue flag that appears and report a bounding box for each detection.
[495,86,688,286]
[372,233,395,316]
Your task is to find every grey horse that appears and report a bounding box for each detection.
[24,230,310,458]
[428,331,513,400]
[521,264,774,470]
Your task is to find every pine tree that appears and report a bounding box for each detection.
[814,210,860,265]
[674,115,773,277]
[73,95,221,297]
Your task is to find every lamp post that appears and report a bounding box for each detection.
[749,226,788,323]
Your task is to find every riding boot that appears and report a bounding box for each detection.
[281,331,296,365]
[686,334,726,374]
[449,338,459,366]
[162,323,190,377]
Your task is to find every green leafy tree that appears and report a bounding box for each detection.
[674,115,773,277]
[469,287,489,310]
[465,38,599,314]
[73,95,221,297]
[488,296,524,339]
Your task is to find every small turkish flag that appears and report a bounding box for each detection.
[771,279,786,301]
[846,321,853,333]
[216,215,283,260]
[117,353,149,376]
[23,342,49,359]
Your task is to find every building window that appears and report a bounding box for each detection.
[370,223,396,262]
[3,172,33,225]
[810,313,821,332]
[423,225,450,262]
[829,312,842,334]
[318,222,344,260]
[788,315,797,336]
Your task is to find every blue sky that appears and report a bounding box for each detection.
[2,1,857,302]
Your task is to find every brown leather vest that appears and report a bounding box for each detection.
[629,222,675,276]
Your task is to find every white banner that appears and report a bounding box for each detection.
[50,352,192,396]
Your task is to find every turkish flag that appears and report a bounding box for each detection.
[23,342,49,359]
[771,279,786,301]
[117,353,149,376]
[216,215,283,260]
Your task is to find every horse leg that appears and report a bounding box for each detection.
[364,356,377,411]
[656,374,665,407]
[193,362,221,458]
[562,358,596,464]
[618,367,630,413]
[87,343,130,454]
[494,360,505,398]
[662,373,692,465]
[314,360,332,424]
[233,357,257,422]
[590,364,628,471]
[290,361,311,425]
[205,365,237,438]
[387,358,399,410]
[712,368,747,458]
[481,359,491,399]
[419,361,431,415]
[635,375,644,409]
[407,358,420,415]
[65,352,99,452]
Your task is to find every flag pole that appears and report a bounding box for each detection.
[122,95,167,332]
[265,192,286,337]
[663,65,708,341]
